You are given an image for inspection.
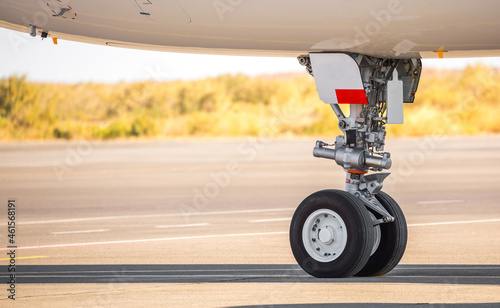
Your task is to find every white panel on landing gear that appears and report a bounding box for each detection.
[309,53,367,105]
[386,69,404,124]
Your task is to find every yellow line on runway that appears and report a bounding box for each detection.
[0,256,48,261]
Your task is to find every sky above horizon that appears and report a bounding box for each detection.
[2,27,500,84]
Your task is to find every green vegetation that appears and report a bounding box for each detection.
[1,65,499,140]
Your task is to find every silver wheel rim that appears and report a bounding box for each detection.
[302,209,348,262]
[369,212,381,256]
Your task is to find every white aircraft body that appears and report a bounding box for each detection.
[1,0,500,58]
[1,0,499,278]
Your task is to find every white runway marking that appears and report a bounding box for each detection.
[417,200,464,205]
[156,223,210,228]
[250,218,291,223]
[51,229,109,235]
[25,268,303,274]
[1,231,288,251]
[408,218,500,227]
[18,208,295,225]
[19,274,310,279]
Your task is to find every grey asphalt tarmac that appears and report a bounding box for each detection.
[0,135,499,307]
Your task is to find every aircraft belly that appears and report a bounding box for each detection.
[0,0,500,58]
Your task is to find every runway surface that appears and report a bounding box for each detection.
[0,135,499,307]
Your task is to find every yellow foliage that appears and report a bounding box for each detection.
[0,65,499,140]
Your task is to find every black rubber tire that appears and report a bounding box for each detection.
[289,189,374,278]
[355,191,407,277]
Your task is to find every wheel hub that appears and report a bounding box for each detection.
[318,226,334,244]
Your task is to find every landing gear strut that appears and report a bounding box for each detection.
[290,53,421,277]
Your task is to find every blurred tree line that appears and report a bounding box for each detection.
[0,65,499,140]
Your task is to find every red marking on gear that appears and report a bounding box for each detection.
[335,89,367,104]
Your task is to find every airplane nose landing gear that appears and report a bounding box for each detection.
[290,53,421,277]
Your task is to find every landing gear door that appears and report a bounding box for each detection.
[309,53,367,105]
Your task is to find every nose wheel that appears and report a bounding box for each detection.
[289,190,406,278]
[355,191,407,277]
[289,189,375,278]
